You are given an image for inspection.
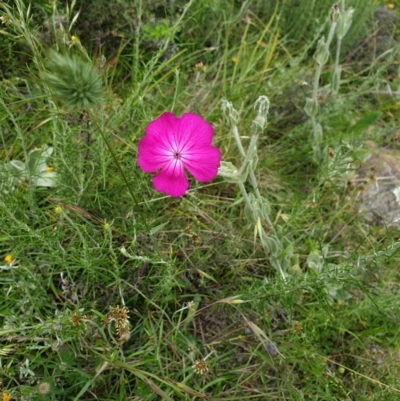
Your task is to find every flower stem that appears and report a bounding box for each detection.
[231,125,246,158]
[311,18,337,160]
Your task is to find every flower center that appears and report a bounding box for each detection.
[173,151,181,160]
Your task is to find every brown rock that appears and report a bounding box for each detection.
[358,141,400,228]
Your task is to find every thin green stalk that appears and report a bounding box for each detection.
[311,15,337,159]
[334,37,342,70]
[87,109,163,259]
[326,20,337,48]
[333,0,348,95]
[231,125,246,157]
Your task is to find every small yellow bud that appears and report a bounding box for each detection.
[54,206,62,214]
[338,367,345,374]
[4,254,12,264]
[387,3,394,9]
[45,166,54,172]
[2,392,11,401]
[70,35,79,43]
[231,57,238,64]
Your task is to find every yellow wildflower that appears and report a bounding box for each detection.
[387,3,395,9]
[54,206,62,214]
[231,56,238,64]
[4,254,12,264]
[70,35,79,43]
[45,166,53,172]
[2,392,11,401]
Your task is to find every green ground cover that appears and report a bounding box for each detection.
[1,0,400,400]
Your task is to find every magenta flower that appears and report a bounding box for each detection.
[137,112,221,197]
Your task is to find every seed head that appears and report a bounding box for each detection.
[109,305,130,329]
[41,50,104,110]
[37,382,51,395]
[0,15,10,24]
[69,312,89,327]
[195,62,206,72]
[293,321,303,333]
[192,359,208,375]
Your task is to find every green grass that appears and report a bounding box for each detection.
[1,0,400,400]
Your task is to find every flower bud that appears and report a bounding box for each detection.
[252,95,270,131]
[314,37,330,66]
[331,4,340,22]
[304,98,319,117]
[221,99,239,125]
[337,8,354,39]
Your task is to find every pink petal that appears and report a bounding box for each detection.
[146,112,190,158]
[145,112,179,140]
[152,164,189,197]
[178,113,213,147]
[137,135,172,173]
[146,113,213,155]
[183,145,221,182]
